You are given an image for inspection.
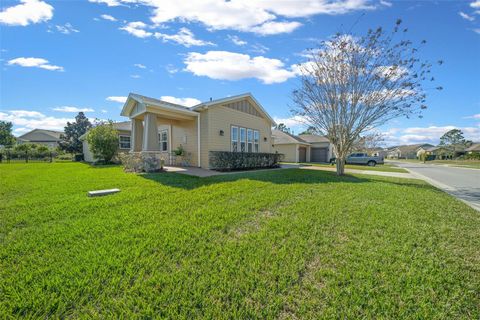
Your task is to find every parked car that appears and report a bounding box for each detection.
[330,153,384,166]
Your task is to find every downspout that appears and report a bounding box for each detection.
[197,113,201,167]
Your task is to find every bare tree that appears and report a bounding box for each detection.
[292,20,442,175]
[353,132,385,154]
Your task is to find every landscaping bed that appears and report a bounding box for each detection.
[0,163,478,318]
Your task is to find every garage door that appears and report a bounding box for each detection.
[299,147,307,162]
[311,147,328,162]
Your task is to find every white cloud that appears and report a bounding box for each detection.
[273,115,307,128]
[89,0,374,34]
[0,0,53,26]
[154,27,214,47]
[459,11,475,21]
[100,14,117,21]
[249,21,302,35]
[160,96,201,107]
[0,110,72,132]
[52,106,94,112]
[134,63,146,68]
[227,35,247,46]
[184,51,296,84]
[383,125,480,145]
[165,64,178,74]
[130,74,141,78]
[250,43,269,54]
[101,109,108,113]
[88,0,121,7]
[55,23,79,34]
[120,21,152,38]
[473,28,480,34]
[380,0,392,7]
[471,1,480,9]
[464,113,480,119]
[7,57,64,71]
[106,96,127,103]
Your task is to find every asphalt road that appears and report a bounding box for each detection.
[391,161,480,211]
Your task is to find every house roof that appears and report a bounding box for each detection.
[465,143,480,152]
[396,143,434,154]
[297,134,329,143]
[272,129,310,145]
[191,92,276,125]
[79,121,132,140]
[17,128,63,141]
[120,93,198,118]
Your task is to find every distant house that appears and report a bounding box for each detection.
[386,143,434,159]
[465,143,480,154]
[272,130,333,163]
[16,129,63,148]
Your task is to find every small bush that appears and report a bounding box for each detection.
[209,151,283,171]
[465,152,480,160]
[86,122,119,163]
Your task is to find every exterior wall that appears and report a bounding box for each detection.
[201,103,273,169]
[274,144,299,162]
[157,117,199,167]
[82,129,131,163]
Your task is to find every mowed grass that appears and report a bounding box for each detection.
[291,162,409,173]
[0,163,479,319]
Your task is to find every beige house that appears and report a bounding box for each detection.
[16,129,63,148]
[82,121,132,162]
[82,93,275,168]
[272,130,333,163]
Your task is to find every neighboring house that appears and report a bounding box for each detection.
[465,143,480,154]
[272,130,333,163]
[80,121,132,162]
[387,143,433,159]
[16,129,63,148]
[81,92,275,168]
[370,148,387,158]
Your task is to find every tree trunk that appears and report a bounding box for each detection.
[336,157,345,176]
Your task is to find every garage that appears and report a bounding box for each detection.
[299,147,307,162]
[311,147,328,162]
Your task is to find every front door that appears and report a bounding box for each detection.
[299,147,307,162]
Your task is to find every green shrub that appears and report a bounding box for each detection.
[209,151,283,171]
[86,122,119,164]
[465,152,480,160]
[56,154,73,161]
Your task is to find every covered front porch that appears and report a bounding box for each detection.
[121,93,201,168]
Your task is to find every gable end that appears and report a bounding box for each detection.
[224,100,262,118]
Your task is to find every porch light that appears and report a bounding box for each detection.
[219,130,224,136]
[264,137,267,142]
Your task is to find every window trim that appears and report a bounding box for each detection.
[118,134,131,150]
[254,130,259,153]
[231,126,238,152]
[247,129,253,153]
[159,129,168,152]
[239,127,246,152]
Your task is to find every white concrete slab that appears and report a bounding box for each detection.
[88,188,120,197]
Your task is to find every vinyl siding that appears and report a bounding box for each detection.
[273,144,298,162]
[202,104,273,168]
[157,118,198,167]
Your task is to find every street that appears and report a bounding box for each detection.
[391,161,480,211]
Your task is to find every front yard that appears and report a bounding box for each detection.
[1,163,479,318]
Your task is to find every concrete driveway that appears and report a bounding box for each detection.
[391,161,480,211]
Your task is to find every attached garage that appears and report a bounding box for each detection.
[311,147,328,163]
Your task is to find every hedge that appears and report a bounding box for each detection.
[209,151,283,171]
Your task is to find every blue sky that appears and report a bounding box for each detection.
[1,0,479,146]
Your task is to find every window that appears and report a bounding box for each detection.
[159,130,168,152]
[231,126,238,152]
[247,129,253,152]
[119,135,131,149]
[240,127,246,152]
[254,130,259,153]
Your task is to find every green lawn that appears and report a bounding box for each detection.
[285,162,409,173]
[1,163,479,319]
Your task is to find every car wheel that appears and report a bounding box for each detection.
[367,160,376,167]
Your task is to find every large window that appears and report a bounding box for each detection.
[119,135,131,149]
[240,127,246,152]
[231,126,238,152]
[247,129,253,152]
[159,130,168,152]
[254,130,259,153]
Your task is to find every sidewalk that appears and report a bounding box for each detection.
[299,165,416,179]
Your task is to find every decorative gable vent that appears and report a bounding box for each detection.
[224,100,262,118]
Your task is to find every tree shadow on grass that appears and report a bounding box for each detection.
[140,168,434,192]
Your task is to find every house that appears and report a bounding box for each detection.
[272,130,333,163]
[16,129,63,148]
[386,143,433,159]
[82,92,275,168]
[81,121,132,162]
[465,143,480,154]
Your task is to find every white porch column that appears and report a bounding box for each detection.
[131,118,143,152]
[142,112,160,151]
